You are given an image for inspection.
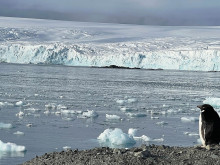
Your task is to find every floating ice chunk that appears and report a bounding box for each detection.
[156,121,168,126]
[0,140,26,152]
[13,131,25,135]
[55,111,61,115]
[106,114,121,120]
[61,110,82,115]
[128,128,137,137]
[26,123,33,127]
[97,128,136,147]
[45,103,56,110]
[203,98,220,107]
[79,110,98,118]
[34,94,39,96]
[184,132,199,137]
[0,102,4,107]
[140,135,151,142]
[127,98,138,103]
[126,113,147,118]
[153,138,164,142]
[0,122,13,129]
[15,101,23,106]
[57,104,67,110]
[63,146,71,150]
[0,102,13,107]
[151,116,159,119]
[62,117,74,121]
[24,108,41,113]
[181,117,198,122]
[16,111,24,118]
[134,135,151,142]
[116,99,126,105]
[120,107,133,112]
[44,110,50,115]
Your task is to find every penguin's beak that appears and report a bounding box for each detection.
[197,105,202,109]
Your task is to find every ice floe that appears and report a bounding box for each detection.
[97,128,136,147]
[126,113,147,118]
[116,98,138,105]
[78,110,98,118]
[13,131,25,135]
[45,103,56,110]
[16,111,24,118]
[0,140,26,152]
[63,146,71,150]
[156,121,168,126]
[0,122,13,129]
[98,128,164,148]
[184,132,199,137]
[203,98,220,107]
[181,117,199,122]
[15,101,23,106]
[106,114,121,120]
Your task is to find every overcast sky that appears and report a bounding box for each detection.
[0,0,220,25]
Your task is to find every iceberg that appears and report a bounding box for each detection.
[0,17,220,71]
[203,98,220,107]
[97,128,136,147]
[0,140,26,152]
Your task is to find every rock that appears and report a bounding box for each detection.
[134,150,151,159]
[210,154,218,159]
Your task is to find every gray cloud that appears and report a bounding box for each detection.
[0,0,220,25]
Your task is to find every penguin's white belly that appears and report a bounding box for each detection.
[199,114,206,146]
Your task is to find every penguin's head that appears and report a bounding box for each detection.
[197,104,214,113]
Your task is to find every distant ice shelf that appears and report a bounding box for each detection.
[0,17,220,71]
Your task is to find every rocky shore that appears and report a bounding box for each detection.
[22,144,220,165]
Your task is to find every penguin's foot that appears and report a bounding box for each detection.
[205,145,211,150]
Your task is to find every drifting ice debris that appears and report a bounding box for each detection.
[13,131,25,135]
[156,121,168,126]
[203,98,220,107]
[126,113,147,118]
[63,146,71,150]
[15,101,23,106]
[0,122,13,129]
[116,98,138,105]
[16,111,24,118]
[106,114,121,120]
[0,140,26,152]
[184,132,199,137]
[181,117,198,122]
[78,110,98,118]
[45,103,56,110]
[97,128,136,146]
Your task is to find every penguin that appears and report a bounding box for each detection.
[197,104,220,147]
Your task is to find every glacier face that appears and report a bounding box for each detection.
[0,17,220,71]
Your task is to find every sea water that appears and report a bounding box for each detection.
[0,63,220,164]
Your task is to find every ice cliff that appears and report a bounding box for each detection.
[0,17,220,71]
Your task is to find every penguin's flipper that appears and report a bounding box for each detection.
[204,122,214,145]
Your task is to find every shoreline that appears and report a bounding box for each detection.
[23,144,220,165]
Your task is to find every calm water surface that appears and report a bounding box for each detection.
[0,63,220,165]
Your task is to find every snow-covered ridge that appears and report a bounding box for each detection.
[0,17,220,71]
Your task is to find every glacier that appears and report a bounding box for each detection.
[0,17,220,71]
